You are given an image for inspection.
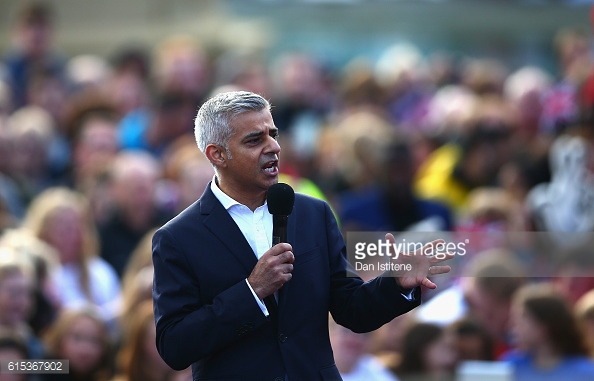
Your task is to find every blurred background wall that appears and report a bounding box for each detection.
[0,0,590,74]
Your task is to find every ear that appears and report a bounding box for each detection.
[205,144,228,169]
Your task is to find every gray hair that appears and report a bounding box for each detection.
[194,91,271,159]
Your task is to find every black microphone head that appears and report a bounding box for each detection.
[267,183,295,216]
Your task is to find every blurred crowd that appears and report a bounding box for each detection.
[1,2,594,381]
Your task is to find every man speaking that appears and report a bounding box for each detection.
[152,91,452,381]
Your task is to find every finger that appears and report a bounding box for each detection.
[279,251,294,264]
[385,233,396,244]
[428,265,451,275]
[270,243,292,256]
[428,252,456,264]
[423,239,445,254]
[284,263,294,274]
[421,277,437,289]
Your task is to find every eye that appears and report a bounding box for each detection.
[271,131,279,140]
[247,137,260,145]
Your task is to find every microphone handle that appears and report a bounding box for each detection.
[272,215,288,244]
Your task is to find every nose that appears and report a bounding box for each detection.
[266,135,281,155]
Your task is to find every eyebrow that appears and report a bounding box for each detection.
[241,128,278,142]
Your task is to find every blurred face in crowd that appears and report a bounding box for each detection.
[0,347,27,381]
[554,267,594,306]
[43,207,84,264]
[455,332,491,361]
[28,76,67,122]
[109,72,147,115]
[329,323,369,374]
[156,51,209,98]
[18,20,52,58]
[154,96,197,143]
[0,271,33,327]
[59,315,104,375]
[178,159,214,210]
[114,168,157,214]
[214,109,280,205]
[74,117,119,179]
[511,303,545,352]
[463,279,510,339]
[424,330,458,374]
[11,132,47,177]
[279,54,323,102]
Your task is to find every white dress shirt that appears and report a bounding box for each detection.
[211,178,272,316]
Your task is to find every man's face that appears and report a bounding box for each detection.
[221,108,280,199]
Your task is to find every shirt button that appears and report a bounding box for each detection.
[279,334,287,343]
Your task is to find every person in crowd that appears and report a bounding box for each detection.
[65,54,112,93]
[212,49,270,98]
[367,313,415,370]
[42,307,113,381]
[502,283,594,380]
[7,106,57,207]
[158,135,214,214]
[0,228,60,337]
[503,66,553,142]
[540,27,592,135]
[2,2,66,110]
[575,288,594,357]
[329,315,398,381]
[449,317,495,362]
[312,109,397,199]
[375,42,434,133]
[22,187,120,322]
[62,93,120,224]
[116,229,155,341]
[526,134,594,236]
[0,327,31,381]
[152,35,210,102]
[0,246,44,360]
[117,91,197,157]
[105,49,150,117]
[98,151,170,277]
[26,69,71,181]
[389,322,458,381]
[0,120,26,224]
[339,138,452,232]
[455,187,525,233]
[111,301,183,381]
[414,96,516,212]
[551,242,594,306]
[416,248,526,358]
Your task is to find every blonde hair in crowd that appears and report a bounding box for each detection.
[22,187,99,300]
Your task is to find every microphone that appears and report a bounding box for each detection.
[267,183,295,245]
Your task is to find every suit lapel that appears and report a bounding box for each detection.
[200,184,258,276]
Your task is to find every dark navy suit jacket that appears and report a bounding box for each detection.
[152,183,420,381]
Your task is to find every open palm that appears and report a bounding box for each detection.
[385,233,454,290]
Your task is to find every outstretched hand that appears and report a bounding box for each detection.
[386,233,454,290]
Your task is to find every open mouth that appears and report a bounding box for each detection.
[263,160,278,175]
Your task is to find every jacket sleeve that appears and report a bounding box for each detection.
[152,227,269,370]
[324,201,421,333]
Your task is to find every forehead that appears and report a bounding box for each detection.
[229,109,275,135]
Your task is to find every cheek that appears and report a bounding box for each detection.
[60,338,76,357]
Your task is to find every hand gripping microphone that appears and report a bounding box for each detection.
[266,183,295,245]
